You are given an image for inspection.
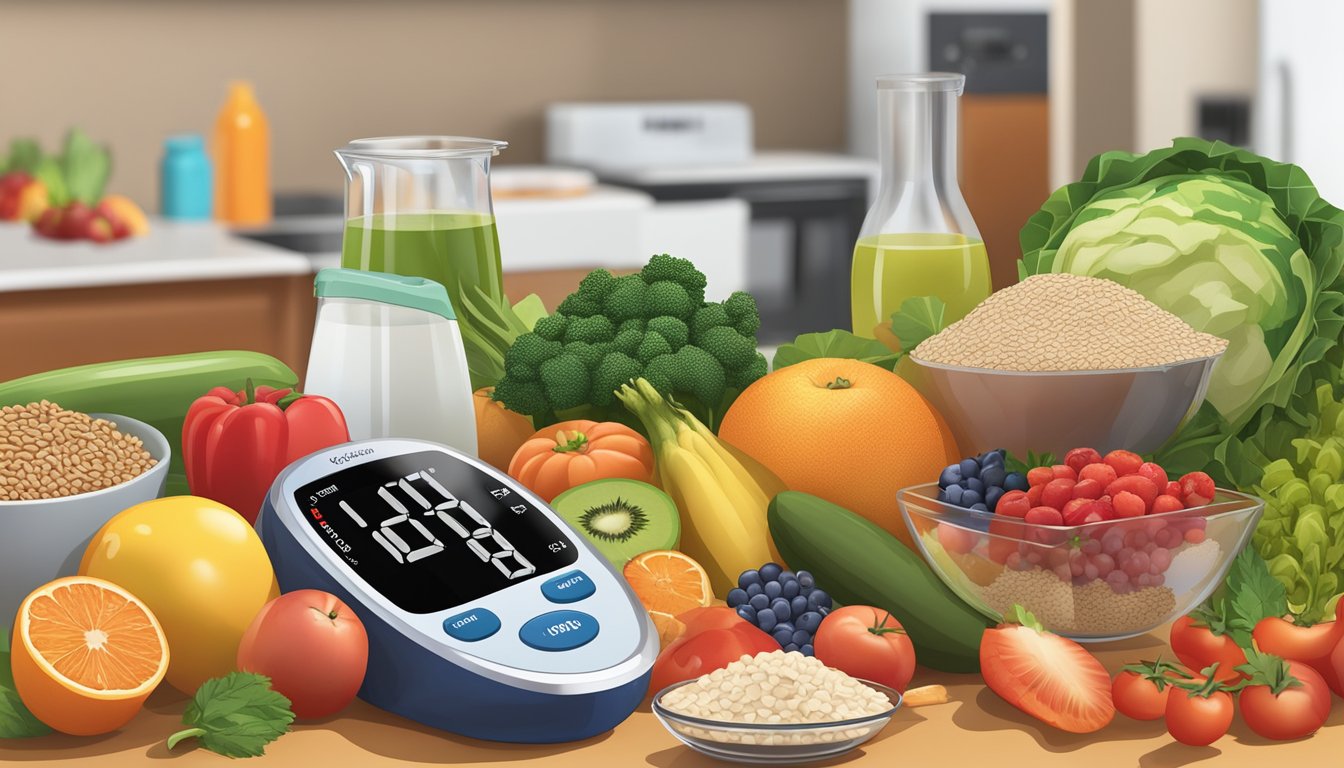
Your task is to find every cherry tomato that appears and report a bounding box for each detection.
[1112,670,1172,721]
[814,606,916,692]
[1170,615,1245,683]
[1166,686,1233,746]
[1136,462,1169,490]
[1239,660,1331,740]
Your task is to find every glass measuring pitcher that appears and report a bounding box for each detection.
[851,74,991,339]
[336,136,508,391]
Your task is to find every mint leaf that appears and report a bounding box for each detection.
[167,672,293,758]
[772,329,899,371]
[0,638,51,739]
[889,296,947,355]
[60,128,111,205]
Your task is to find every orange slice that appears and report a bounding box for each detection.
[623,550,713,617]
[11,576,169,735]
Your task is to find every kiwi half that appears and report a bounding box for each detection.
[551,479,680,568]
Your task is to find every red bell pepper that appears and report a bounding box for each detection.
[184,381,349,524]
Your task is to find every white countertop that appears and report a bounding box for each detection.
[594,151,880,186]
[0,220,312,293]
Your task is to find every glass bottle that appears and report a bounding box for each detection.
[851,73,990,338]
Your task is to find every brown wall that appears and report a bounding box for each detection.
[1,0,847,208]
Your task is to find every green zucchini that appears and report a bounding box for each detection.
[0,351,298,495]
[768,491,992,673]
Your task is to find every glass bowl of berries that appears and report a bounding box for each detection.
[898,447,1264,642]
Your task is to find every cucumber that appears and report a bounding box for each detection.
[768,491,992,673]
[0,351,298,495]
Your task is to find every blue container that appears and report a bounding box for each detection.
[160,133,212,220]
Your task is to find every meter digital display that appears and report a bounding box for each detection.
[293,450,579,614]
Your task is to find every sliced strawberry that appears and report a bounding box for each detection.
[981,606,1116,733]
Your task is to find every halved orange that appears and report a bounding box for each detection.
[11,576,169,735]
[623,550,713,618]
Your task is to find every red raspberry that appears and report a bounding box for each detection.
[1104,449,1144,477]
[1027,467,1055,487]
[1064,447,1104,474]
[1106,474,1159,511]
[1041,478,1077,510]
[1079,462,1119,488]
[1136,462,1169,489]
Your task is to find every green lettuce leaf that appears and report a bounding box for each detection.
[772,330,898,371]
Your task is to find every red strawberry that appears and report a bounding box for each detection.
[980,606,1115,733]
[1064,447,1103,474]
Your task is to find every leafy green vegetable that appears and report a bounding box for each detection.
[492,254,765,432]
[166,672,294,758]
[511,294,548,332]
[60,129,111,205]
[1019,138,1344,489]
[1197,546,1288,649]
[4,138,43,175]
[1004,450,1056,476]
[772,329,898,371]
[0,632,51,739]
[889,295,948,354]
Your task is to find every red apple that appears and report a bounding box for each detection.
[58,202,94,240]
[33,206,62,238]
[236,589,369,719]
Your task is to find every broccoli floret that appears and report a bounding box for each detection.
[646,346,726,411]
[538,353,590,411]
[532,313,569,342]
[504,334,563,375]
[592,352,643,407]
[723,291,761,336]
[491,378,551,416]
[689,304,730,343]
[697,325,757,370]
[564,341,605,370]
[557,293,601,318]
[728,352,768,390]
[564,315,615,344]
[646,316,689,350]
[602,275,649,322]
[646,281,694,320]
[618,318,646,335]
[637,332,673,364]
[640,254,708,306]
[576,269,616,303]
[612,325,643,356]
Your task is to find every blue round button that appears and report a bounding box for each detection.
[442,607,501,642]
[519,610,600,652]
[541,569,596,604]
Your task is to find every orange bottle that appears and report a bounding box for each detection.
[213,81,271,225]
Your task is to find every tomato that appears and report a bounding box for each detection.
[237,590,369,719]
[1239,660,1331,740]
[1165,686,1233,746]
[813,606,917,692]
[648,606,778,694]
[1169,615,1245,683]
[1253,609,1344,697]
[1111,660,1188,721]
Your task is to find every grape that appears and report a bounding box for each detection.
[759,563,783,582]
[1092,553,1115,576]
[757,608,778,633]
[784,642,800,653]
[800,643,814,656]
[764,581,783,600]
[771,597,792,621]
[798,571,814,589]
[738,569,761,588]
[746,582,764,598]
[792,629,811,646]
[939,465,963,488]
[736,605,756,623]
[796,611,823,634]
[959,458,980,478]
[748,594,769,612]
[790,595,809,618]
[1150,547,1172,572]
[727,588,748,607]
[781,579,800,599]
[807,590,832,610]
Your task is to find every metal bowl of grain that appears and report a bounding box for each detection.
[907,274,1227,456]
[0,403,169,621]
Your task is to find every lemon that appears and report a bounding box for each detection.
[79,495,278,693]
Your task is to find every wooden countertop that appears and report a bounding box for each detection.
[4,624,1343,767]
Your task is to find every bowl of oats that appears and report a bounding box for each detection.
[652,650,902,765]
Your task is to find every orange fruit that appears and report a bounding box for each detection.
[11,576,168,735]
[648,610,687,651]
[474,387,536,471]
[622,550,713,617]
[719,358,957,550]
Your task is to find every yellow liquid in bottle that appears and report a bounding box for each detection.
[850,233,992,339]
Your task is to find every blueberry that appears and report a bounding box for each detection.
[757,608,778,633]
[746,583,763,598]
[781,579,801,599]
[939,465,962,488]
[961,490,982,507]
[1004,472,1029,492]
[944,484,964,506]
[797,571,814,588]
[970,502,989,512]
[807,590,832,610]
[817,605,830,616]
[736,605,756,623]
[738,569,761,588]
[773,627,793,646]
[784,642,800,653]
[936,489,948,503]
[771,597,793,621]
[790,595,809,618]
[749,593,770,612]
[800,643,814,656]
[982,450,1005,467]
[796,611,823,633]
[792,629,812,646]
[964,477,985,494]
[764,581,783,600]
[759,563,783,582]
[726,588,748,607]
[959,458,980,478]
[775,621,795,635]
[985,486,1005,510]
[981,466,1006,488]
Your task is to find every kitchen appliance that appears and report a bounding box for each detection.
[256,438,658,743]
[547,102,752,170]
[304,268,476,455]
[851,73,990,338]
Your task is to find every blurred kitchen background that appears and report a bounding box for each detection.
[0,0,1308,381]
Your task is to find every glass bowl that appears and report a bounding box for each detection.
[652,678,902,765]
[898,482,1263,641]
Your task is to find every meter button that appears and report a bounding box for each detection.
[519,610,600,651]
[442,607,500,642]
[541,570,596,604]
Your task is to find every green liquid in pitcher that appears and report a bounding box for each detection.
[341,211,505,321]
[850,233,991,339]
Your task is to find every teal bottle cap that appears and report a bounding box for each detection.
[314,268,456,320]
